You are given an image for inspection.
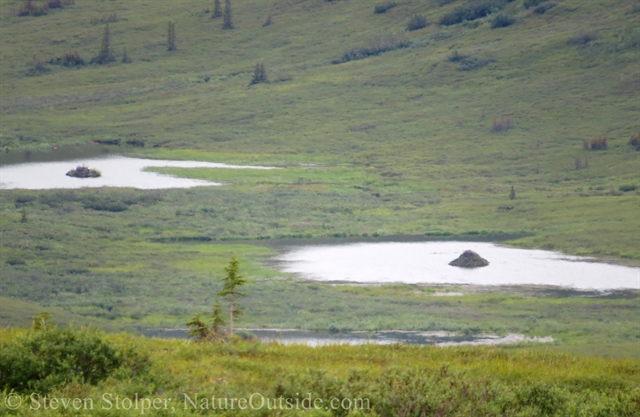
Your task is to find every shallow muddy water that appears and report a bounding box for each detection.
[141,328,553,347]
[0,150,274,189]
[274,241,639,290]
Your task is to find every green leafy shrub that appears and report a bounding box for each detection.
[0,324,140,394]
[491,13,515,28]
[440,1,500,26]
[374,2,396,14]
[406,14,427,31]
[333,34,410,64]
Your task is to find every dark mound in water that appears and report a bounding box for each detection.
[66,165,101,178]
[449,250,489,268]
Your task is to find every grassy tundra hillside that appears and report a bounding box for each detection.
[1,0,638,257]
[0,0,639,359]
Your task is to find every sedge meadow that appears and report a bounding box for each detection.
[0,0,639,415]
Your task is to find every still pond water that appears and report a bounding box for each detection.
[142,328,554,347]
[275,241,639,290]
[0,148,274,190]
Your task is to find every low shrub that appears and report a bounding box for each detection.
[568,31,597,45]
[18,0,46,16]
[492,115,513,131]
[436,0,456,5]
[90,12,118,25]
[534,3,555,14]
[619,185,637,192]
[458,56,492,71]
[524,0,543,8]
[374,2,396,14]
[27,55,49,76]
[406,14,427,31]
[440,1,499,26]
[583,136,607,150]
[333,34,411,64]
[490,13,515,28]
[447,50,468,62]
[0,317,148,394]
[49,51,85,67]
[628,133,640,150]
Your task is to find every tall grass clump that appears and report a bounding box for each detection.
[374,2,396,14]
[333,34,411,64]
[406,14,427,31]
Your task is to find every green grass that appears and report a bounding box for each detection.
[1,327,639,416]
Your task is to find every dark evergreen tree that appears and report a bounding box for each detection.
[262,11,272,27]
[509,186,516,200]
[121,47,131,63]
[222,0,233,30]
[212,0,222,18]
[167,21,176,51]
[249,62,268,85]
[93,24,115,64]
[218,256,245,334]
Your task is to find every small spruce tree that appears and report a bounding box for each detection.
[167,21,176,51]
[20,207,27,223]
[249,62,268,85]
[218,256,245,335]
[263,11,272,27]
[223,0,233,30]
[211,298,225,335]
[121,47,131,63]
[509,186,516,200]
[212,0,222,18]
[93,24,115,64]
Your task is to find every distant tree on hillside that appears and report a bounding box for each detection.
[212,0,222,18]
[167,21,176,51]
[223,0,233,30]
[121,47,131,63]
[249,62,268,85]
[509,186,516,200]
[262,11,272,27]
[92,24,115,64]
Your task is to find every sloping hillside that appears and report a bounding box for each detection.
[0,0,638,259]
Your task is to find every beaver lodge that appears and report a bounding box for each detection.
[449,250,489,268]
[66,165,101,178]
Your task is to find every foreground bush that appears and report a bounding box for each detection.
[0,317,150,394]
